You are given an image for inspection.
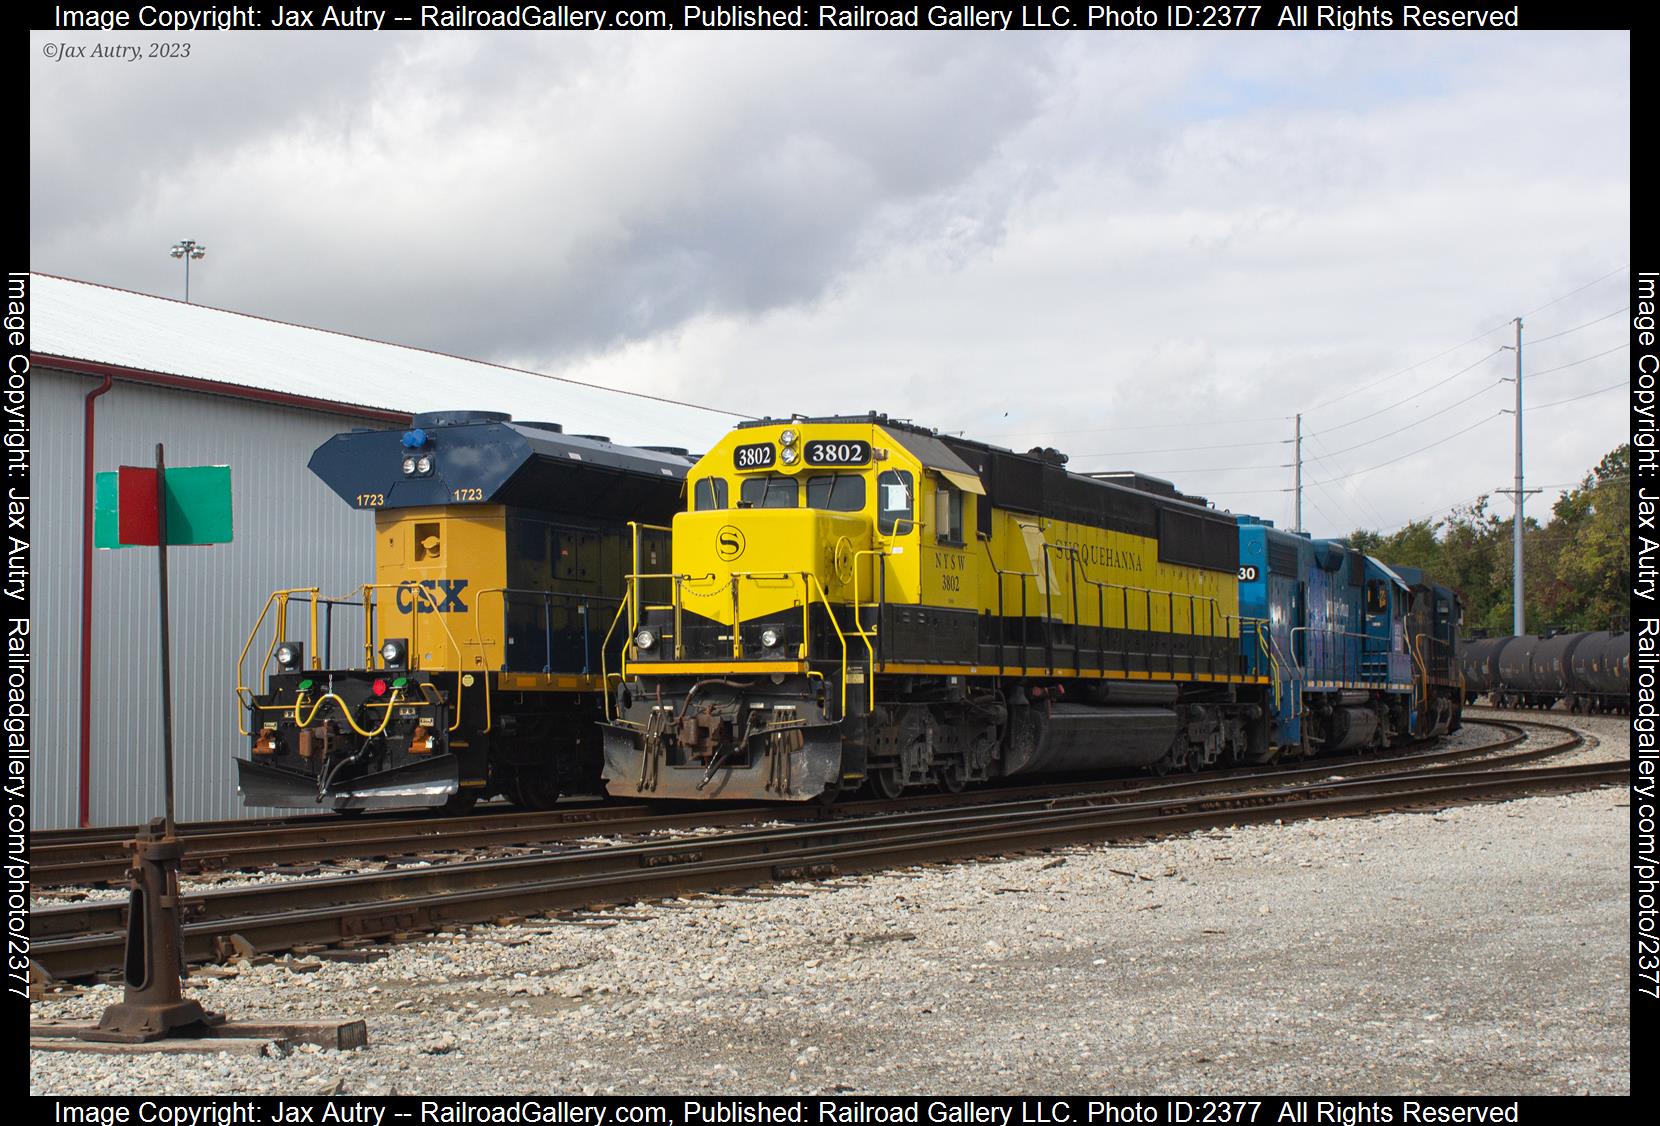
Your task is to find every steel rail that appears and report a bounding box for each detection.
[34,720,1547,887]
[33,749,1620,980]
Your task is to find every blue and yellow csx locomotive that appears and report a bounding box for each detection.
[236,411,691,813]
[602,414,1463,802]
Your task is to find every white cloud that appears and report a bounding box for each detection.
[31,29,1630,534]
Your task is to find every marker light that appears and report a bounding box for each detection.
[759,628,781,649]
[372,679,387,697]
[634,628,657,651]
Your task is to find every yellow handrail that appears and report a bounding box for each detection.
[601,586,633,720]
[235,587,322,736]
[804,571,856,716]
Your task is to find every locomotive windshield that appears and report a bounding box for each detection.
[727,473,868,512]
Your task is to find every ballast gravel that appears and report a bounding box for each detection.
[30,713,1630,1096]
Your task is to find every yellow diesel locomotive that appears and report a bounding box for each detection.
[237,411,689,813]
[602,414,1274,801]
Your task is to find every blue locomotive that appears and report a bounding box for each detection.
[1237,517,1462,759]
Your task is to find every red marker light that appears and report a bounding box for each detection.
[372,679,387,697]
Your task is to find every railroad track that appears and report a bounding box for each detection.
[36,719,1552,887]
[30,719,1621,979]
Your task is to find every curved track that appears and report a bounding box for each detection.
[30,718,1621,980]
[38,720,1554,887]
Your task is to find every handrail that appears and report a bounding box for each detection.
[470,586,623,675]
[601,586,633,720]
[804,571,857,715]
[235,587,321,736]
[618,567,865,717]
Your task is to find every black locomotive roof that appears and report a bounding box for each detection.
[742,412,1238,573]
[309,412,692,520]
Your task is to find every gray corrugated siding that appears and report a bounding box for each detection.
[31,367,383,827]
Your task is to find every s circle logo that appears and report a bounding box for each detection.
[716,525,747,561]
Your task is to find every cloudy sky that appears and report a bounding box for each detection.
[30,29,1629,535]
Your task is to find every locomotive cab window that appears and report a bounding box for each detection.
[1366,580,1388,612]
[934,478,964,545]
[739,475,798,509]
[693,477,729,511]
[804,474,866,512]
[877,470,914,535]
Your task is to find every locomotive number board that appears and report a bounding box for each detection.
[732,443,776,470]
[802,439,872,467]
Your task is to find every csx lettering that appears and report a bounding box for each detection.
[395,578,469,613]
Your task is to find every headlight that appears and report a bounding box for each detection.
[416,455,433,475]
[779,428,799,446]
[402,457,417,476]
[380,638,408,669]
[275,642,302,669]
[780,446,799,465]
[759,628,781,649]
[634,628,657,651]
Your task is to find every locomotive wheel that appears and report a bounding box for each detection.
[867,765,906,801]
[510,771,562,811]
[935,762,966,794]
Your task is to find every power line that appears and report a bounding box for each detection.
[1308,349,1506,437]
[1524,306,1628,346]
[1301,265,1629,416]
[979,413,1291,442]
[1521,264,1629,317]
[1524,343,1629,380]
[1068,436,1291,459]
[1315,379,1507,458]
[1306,411,1506,487]
[1529,379,1625,411]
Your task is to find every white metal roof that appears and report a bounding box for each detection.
[30,274,735,449]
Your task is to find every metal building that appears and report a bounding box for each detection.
[28,274,716,827]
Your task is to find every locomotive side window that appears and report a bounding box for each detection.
[804,474,866,513]
[934,479,964,545]
[877,470,914,534]
[1366,579,1388,612]
[693,478,729,511]
[739,475,799,509]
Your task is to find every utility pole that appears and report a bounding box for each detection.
[1498,317,1539,636]
[1512,318,1523,636]
[1293,413,1303,533]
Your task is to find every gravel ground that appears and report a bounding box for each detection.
[31,713,1630,1096]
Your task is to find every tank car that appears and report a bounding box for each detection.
[1566,630,1631,713]
[235,411,692,813]
[1473,629,1630,713]
[1458,635,1513,703]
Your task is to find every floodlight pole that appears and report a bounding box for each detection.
[169,240,206,303]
